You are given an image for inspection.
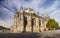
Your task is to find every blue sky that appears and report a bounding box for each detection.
[0,0,60,28]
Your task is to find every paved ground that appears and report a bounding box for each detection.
[0,32,42,38]
[41,30,60,38]
[0,30,60,38]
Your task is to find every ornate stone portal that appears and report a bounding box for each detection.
[10,6,49,33]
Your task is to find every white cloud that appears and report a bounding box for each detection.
[0,0,60,27]
[49,9,60,25]
[37,0,60,26]
[0,19,13,28]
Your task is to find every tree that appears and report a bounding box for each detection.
[0,26,10,30]
[46,19,59,30]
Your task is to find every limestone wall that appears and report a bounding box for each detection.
[26,15,32,32]
[10,7,49,33]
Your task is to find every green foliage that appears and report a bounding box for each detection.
[57,26,60,29]
[0,26,10,30]
[46,19,59,29]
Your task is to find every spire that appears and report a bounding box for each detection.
[20,4,24,10]
[20,5,24,10]
[42,11,48,18]
[37,12,39,16]
[20,5,24,13]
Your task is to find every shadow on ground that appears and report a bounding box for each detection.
[0,32,42,38]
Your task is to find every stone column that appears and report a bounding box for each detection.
[26,16,32,32]
[12,15,19,32]
[33,18,39,32]
[20,15,24,32]
[16,15,23,32]
[40,20,44,32]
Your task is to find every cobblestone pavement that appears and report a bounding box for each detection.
[0,30,60,38]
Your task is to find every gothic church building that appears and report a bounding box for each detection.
[10,6,49,33]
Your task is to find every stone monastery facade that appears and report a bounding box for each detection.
[10,6,49,33]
